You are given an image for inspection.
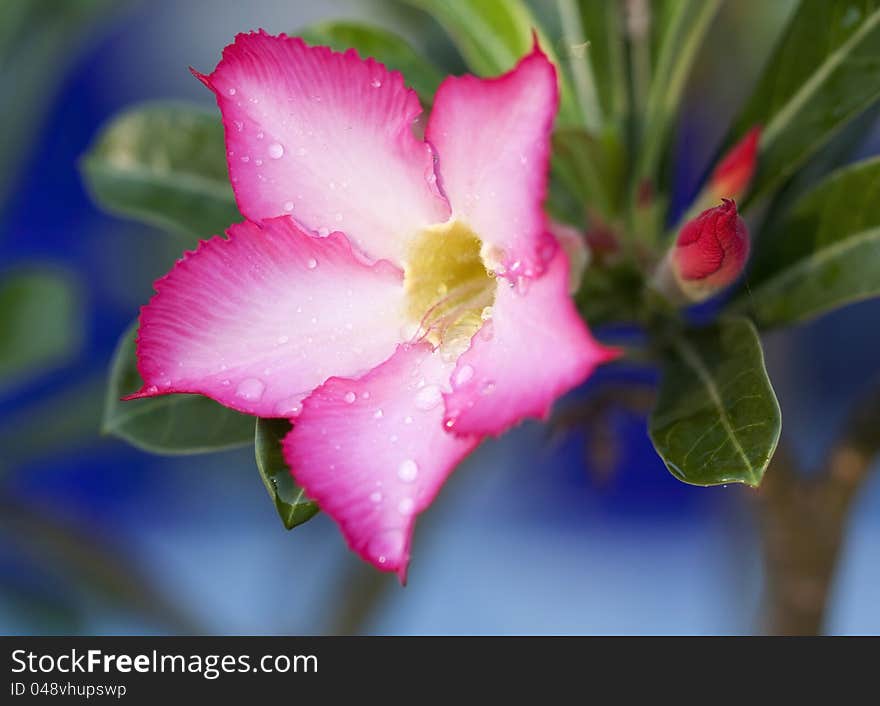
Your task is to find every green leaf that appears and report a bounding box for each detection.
[298,20,443,105]
[649,317,781,487]
[733,156,880,326]
[103,323,254,455]
[553,127,626,220]
[81,102,240,244]
[255,418,319,529]
[573,0,627,126]
[637,0,722,181]
[400,0,583,127]
[734,0,880,204]
[0,268,82,388]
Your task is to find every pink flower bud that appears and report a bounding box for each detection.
[674,199,749,299]
[709,126,761,201]
[653,200,749,304]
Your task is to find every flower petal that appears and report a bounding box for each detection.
[198,30,450,264]
[284,343,479,581]
[443,244,618,436]
[132,216,406,417]
[425,44,558,277]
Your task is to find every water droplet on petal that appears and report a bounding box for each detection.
[368,529,405,566]
[370,491,383,504]
[232,120,243,132]
[277,335,289,344]
[227,88,236,96]
[415,385,442,411]
[275,398,301,417]
[398,497,415,516]
[371,79,382,88]
[283,201,294,212]
[373,408,384,419]
[397,459,419,483]
[454,365,474,386]
[480,381,496,396]
[404,416,413,425]
[236,377,265,401]
[268,142,284,159]
[344,391,356,404]
[307,257,318,269]
[317,227,330,237]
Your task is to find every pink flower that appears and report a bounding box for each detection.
[129,31,617,580]
[654,199,749,303]
[709,126,761,201]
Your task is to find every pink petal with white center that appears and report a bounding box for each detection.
[443,244,619,436]
[132,216,407,418]
[284,343,479,581]
[198,30,450,265]
[425,44,558,278]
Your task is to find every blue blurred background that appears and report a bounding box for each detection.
[1,0,878,635]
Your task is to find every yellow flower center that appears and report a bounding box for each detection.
[403,220,497,356]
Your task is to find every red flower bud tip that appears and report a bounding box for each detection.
[709,126,761,200]
[671,199,749,301]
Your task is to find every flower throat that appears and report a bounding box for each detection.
[403,220,496,356]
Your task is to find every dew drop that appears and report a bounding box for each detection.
[404,416,413,425]
[373,408,384,419]
[307,257,318,269]
[454,364,474,386]
[240,155,250,163]
[397,497,415,516]
[275,398,301,417]
[397,459,419,483]
[344,391,356,404]
[370,491,383,504]
[232,120,243,132]
[268,142,284,159]
[227,88,236,96]
[371,79,382,88]
[283,201,294,212]
[317,227,330,237]
[277,335,289,344]
[415,385,442,411]
[480,381,496,396]
[368,529,404,566]
[236,377,265,401]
